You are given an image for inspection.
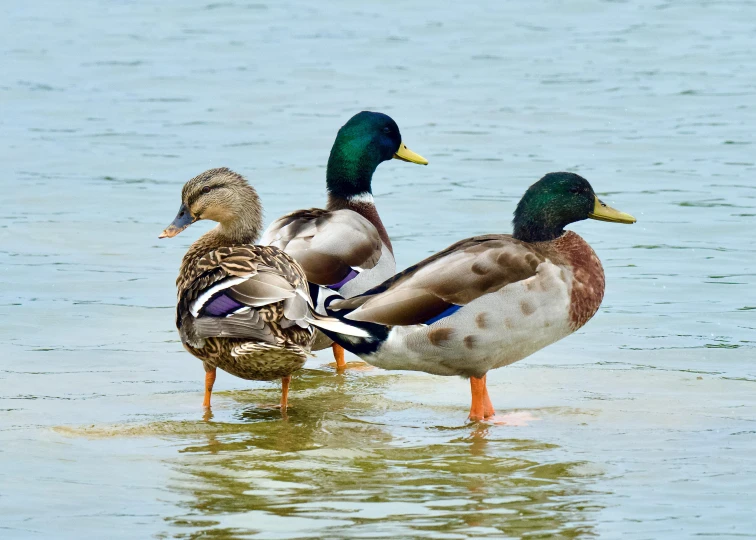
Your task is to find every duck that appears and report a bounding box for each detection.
[159,168,367,410]
[261,111,427,369]
[313,172,636,421]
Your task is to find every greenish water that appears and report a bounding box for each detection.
[2,0,755,538]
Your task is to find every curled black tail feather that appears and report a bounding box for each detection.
[309,287,390,356]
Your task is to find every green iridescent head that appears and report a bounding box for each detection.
[326,111,427,200]
[513,172,636,242]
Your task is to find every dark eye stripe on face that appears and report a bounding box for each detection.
[186,183,222,208]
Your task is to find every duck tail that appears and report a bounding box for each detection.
[305,287,389,355]
[304,309,371,338]
[308,283,342,316]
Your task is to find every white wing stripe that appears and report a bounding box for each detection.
[190,276,248,317]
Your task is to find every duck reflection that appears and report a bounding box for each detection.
[164,369,601,538]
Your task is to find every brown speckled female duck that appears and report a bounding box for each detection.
[159,168,365,410]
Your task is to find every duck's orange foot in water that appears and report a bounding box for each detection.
[254,376,291,418]
[468,374,495,421]
[333,343,346,370]
[468,375,538,425]
[328,344,375,371]
[281,375,291,411]
[203,365,217,409]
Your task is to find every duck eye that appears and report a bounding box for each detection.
[202,186,212,194]
[382,126,391,134]
[569,186,581,194]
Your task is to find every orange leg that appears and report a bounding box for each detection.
[332,343,346,370]
[481,375,496,418]
[469,375,495,421]
[203,367,217,409]
[281,375,291,411]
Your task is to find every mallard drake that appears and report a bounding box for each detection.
[159,168,366,410]
[315,172,636,421]
[261,111,427,369]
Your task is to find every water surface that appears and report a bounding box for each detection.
[1,0,755,538]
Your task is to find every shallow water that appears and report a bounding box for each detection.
[2,0,756,538]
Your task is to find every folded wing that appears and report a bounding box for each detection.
[178,246,312,343]
[261,208,383,286]
[331,235,545,325]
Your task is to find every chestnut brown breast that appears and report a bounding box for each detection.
[551,231,606,330]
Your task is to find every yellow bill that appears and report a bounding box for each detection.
[588,196,636,224]
[394,143,428,165]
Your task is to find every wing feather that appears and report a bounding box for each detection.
[336,235,546,326]
[226,271,296,306]
[261,208,383,285]
[178,245,312,341]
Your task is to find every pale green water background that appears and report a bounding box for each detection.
[2,1,755,538]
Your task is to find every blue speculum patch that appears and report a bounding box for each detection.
[202,293,245,317]
[329,268,359,289]
[424,304,462,325]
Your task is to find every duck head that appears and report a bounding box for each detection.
[326,111,427,201]
[159,167,263,243]
[513,172,636,243]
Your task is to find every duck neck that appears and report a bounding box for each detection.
[327,193,393,254]
[179,206,263,281]
[326,136,382,200]
[214,186,263,246]
[212,213,262,246]
[326,139,392,252]
[512,195,573,243]
[513,217,565,243]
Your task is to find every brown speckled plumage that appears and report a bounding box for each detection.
[163,168,317,396]
[177,241,315,381]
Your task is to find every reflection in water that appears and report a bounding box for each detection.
[162,370,602,539]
